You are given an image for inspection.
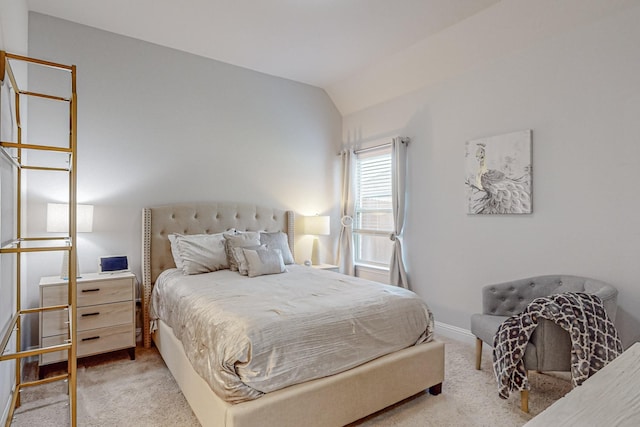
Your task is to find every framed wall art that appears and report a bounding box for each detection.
[464,130,532,215]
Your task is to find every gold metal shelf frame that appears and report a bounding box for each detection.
[0,50,78,427]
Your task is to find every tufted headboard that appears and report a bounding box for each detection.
[141,202,295,347]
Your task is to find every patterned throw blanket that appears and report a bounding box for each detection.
[492,292,622,399]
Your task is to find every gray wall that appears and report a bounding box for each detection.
[23,13,342,347]
[0,0,28,423]
[343,4,640,347]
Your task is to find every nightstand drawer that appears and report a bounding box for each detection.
[40,323,135,365]
[78,301,133,331]
[78,279,133,306]
[41,285,68,307]
[41,278,133,307]
[42,301,133,336]
[77,324,134,357]
[41,308,70,338]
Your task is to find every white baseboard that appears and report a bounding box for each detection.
[434,321,476,345]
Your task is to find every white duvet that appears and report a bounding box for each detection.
[150,265,434,403]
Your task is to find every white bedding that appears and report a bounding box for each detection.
[150,265,434,403]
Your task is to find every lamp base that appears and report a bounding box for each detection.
[310,237,321,265]
[60,251,81,280]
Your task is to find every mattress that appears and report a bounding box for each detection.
[150,265,434,403]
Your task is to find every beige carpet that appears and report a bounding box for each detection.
[11,336,571,426]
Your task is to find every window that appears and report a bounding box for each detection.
[353,146,393,268]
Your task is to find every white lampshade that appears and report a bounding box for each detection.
[46,203,94,233]
[304,215,330,236]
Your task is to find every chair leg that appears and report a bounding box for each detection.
[521,390,529,413]
[475,338,483,370]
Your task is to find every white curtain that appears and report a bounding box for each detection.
[337,149,355,276]
[390,137,409,288]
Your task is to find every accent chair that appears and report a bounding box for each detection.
[470,275,618,413]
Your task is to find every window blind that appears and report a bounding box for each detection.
[355,148,392,233]
[354,146,393,267]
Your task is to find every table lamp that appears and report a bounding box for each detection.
[303,215,330,266]
[47,203,94,279]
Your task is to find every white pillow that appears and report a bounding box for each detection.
[224,232,261,271]
[260,232,295,265]
[242,247,286,278]
[170,232,229,275]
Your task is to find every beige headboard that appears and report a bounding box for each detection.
[141,202,295,347]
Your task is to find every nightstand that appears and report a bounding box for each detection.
[39,272,136,372]
[311,264,339,273]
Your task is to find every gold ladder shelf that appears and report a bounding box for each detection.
[0,50,78,427]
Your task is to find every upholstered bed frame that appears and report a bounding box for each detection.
[142,202,444,427]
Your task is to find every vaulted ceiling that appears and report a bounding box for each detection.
[27,0,500,113]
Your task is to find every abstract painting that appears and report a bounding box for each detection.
[465,130,532,214]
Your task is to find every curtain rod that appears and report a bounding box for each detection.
[338,137,409,156]
[354,142,391,155]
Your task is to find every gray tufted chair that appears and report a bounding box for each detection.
[470,275,618,413]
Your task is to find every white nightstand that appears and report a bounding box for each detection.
[39,272,136,373]
[311,264,339,273]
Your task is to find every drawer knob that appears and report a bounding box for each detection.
[82,288,100,293]
[81,312,100,317]
[82,336,100,342]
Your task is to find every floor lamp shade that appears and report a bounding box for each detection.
[304,216,330,265]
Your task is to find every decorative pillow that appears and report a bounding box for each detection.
[232,244,264,275]
[260,232,294,265]
[169,232,229,275]
[224,232,261,271]
[242,247,286,278]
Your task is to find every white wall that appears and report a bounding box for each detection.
[0,0,28,422]
[343,3,640,347]
[23,13,341,346]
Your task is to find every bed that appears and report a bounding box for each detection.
[142,202,445,427]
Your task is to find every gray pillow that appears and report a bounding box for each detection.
[224,232,261,271]
[232,244,264,275]
[242,247,286,278]
[260,232,294,265]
